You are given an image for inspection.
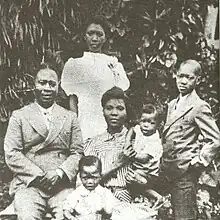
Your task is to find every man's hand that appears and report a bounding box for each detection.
[40,169,62,191]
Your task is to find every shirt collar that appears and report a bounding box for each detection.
[135,125,159,140]
[103,126,127,141]
[83,51,111,62]
[78,184,103,197]
[84,51,103,58]
[143,130,160,140]
[178,89,195,101]
[35,102,54,115]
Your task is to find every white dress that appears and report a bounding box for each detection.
[133,125,163,176]
[63,185,118,220]
[61,52,130,141]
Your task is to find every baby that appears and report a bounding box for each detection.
[63,155,118,220]
[125,104,164,207]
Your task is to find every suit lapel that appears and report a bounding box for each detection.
[24,103,49,138]
[163,91,199,135]
[39,104,66,150]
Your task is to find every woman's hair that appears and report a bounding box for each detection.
[79,155,102,174]
[101,86,133,121]
[101,86,128,107]
[82,16,110,37]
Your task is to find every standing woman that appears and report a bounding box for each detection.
[61,16,130,141]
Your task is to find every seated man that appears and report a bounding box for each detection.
[4,63,83,220]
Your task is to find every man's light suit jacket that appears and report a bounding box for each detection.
[4,102,83,195]
[161,90,220,180]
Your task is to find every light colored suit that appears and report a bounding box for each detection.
[160,90,220,219]
[161,90,220,178]
[4,102,83,195]
[3,102,83,220]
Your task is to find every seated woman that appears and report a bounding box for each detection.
[84,87,135,203]
[61,16,130,141]
[83,87,160,219]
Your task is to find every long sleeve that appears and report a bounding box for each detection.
[114,62,130,91]
[61,58,80,96]
[83,138,98,156]
[4,112,45,187]
[59,113,83,181]
[194,103,220,166]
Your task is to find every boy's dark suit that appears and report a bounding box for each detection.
[160,90,220,219]
[4,102,83,220]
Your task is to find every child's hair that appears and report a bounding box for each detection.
[179,59,202,76]
[140,104,160,123]
[79,155,102,174]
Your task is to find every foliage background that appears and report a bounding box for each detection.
[0,0,219,219]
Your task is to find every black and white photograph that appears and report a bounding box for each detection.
[0,1,219,219]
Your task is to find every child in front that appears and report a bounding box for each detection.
[63,155,118,220]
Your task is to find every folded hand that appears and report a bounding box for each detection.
[40,170,61,191]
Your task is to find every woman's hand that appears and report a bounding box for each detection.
[63,209,77,220]
[125,167,147,185]
[122,144,137,159]
[116,144,136,165]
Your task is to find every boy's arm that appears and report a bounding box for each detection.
[192,103,220,167]
[134,153,152,165]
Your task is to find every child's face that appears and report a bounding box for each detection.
[80,165,101,191]
[139,113,157,136]
[176,64,200,96]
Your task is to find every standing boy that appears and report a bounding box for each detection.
[160,60,220,219]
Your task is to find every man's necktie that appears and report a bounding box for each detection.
[43,111,51,129]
